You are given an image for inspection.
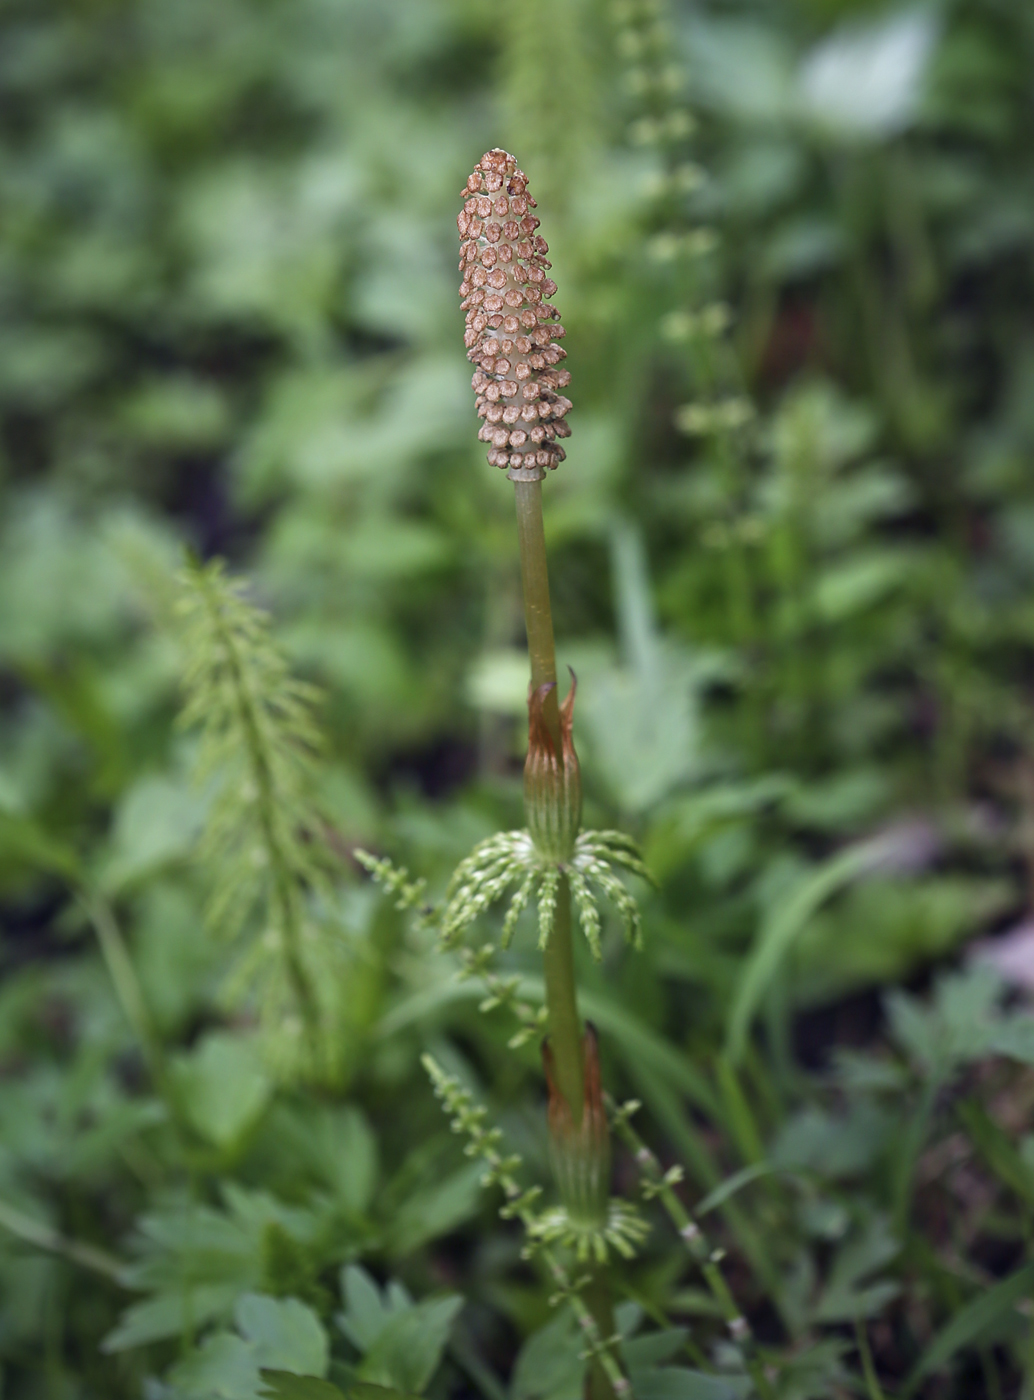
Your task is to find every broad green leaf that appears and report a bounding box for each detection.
[798,9,939,140]
[100,773,205,892]
[988,1015,1034,1064]
[510,1311,584,1400]
[630,1369,750,1400]
[812,550,910,624]
[273,1104,377,1217]
[622,1329,689,1372]
[235,1294,328,1377]
[173,1032,273,1150]
[166,1297,328,1399]
[170,1332,261,1400]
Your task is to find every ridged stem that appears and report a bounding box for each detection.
[514,480,615,1400]
[542,874,584,1126]
[514,481,583,1120]
[514,481,562,753]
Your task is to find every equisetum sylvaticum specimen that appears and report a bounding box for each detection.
[459,148,649,1399]
[360,149,774,1400]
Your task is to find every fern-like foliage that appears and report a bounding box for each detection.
[423,1054,638,1395]
[175,557,341,1081]
[440,828,651,959]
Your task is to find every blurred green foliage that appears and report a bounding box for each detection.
[3,0,1034,1395]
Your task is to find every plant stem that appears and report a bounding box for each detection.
[584,1271,619,1400]
[0,1196,123,1281]
[81,889,188,1133]
[542,874,584,1123]
[609,1100,778,1400]
[514,480,562,752]
[514,481,584,1119]
[514,479,614,1397]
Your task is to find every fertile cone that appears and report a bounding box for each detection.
[458,149,572,482]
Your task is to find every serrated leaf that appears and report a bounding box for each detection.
[813,1215,900,1323]
[235,1294,328,1377]
[357,1296,463,1394]
[338,1266,404,1351]
[170,1332,261,1400]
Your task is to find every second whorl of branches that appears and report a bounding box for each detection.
[458,149,572,482]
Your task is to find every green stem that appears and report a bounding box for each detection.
[0,1196,123,1281]
[609,1101,778,1400]
[584,1271,619,1400]
[542,875,584,1124]
[80,889,190,1135]
[514,479,584,1119]
[514,480,613,1397]
[514,480,562,751]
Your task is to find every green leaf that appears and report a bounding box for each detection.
[100,773,205,892]
[510,1311,584,1400]
[957,1099,1034,1205]
[630,1369,750,1400]
[886,965,1003,1076]
[727,840,885,1062]
[0,810,83,882]
[337,1268,461,1395]
[812,1216,900,1323]
[358,1297,463,1394]
[338,1266,405,1351]
[104,1283,241,1352]
[988,1014,1034,1064]
[383,1162,482,1256]
[173,1032,273,1150]
[260,1373,347,1400]
[694,1163,775,1216]
[622,1329,689,1373]
[903,1262,1034,1395]
[165,1297,328,1399]
[170,1332,262,1400]
[235,1294,328,1377]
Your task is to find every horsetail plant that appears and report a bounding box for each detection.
[363,148,653,1399]
[176,557,345,1085]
